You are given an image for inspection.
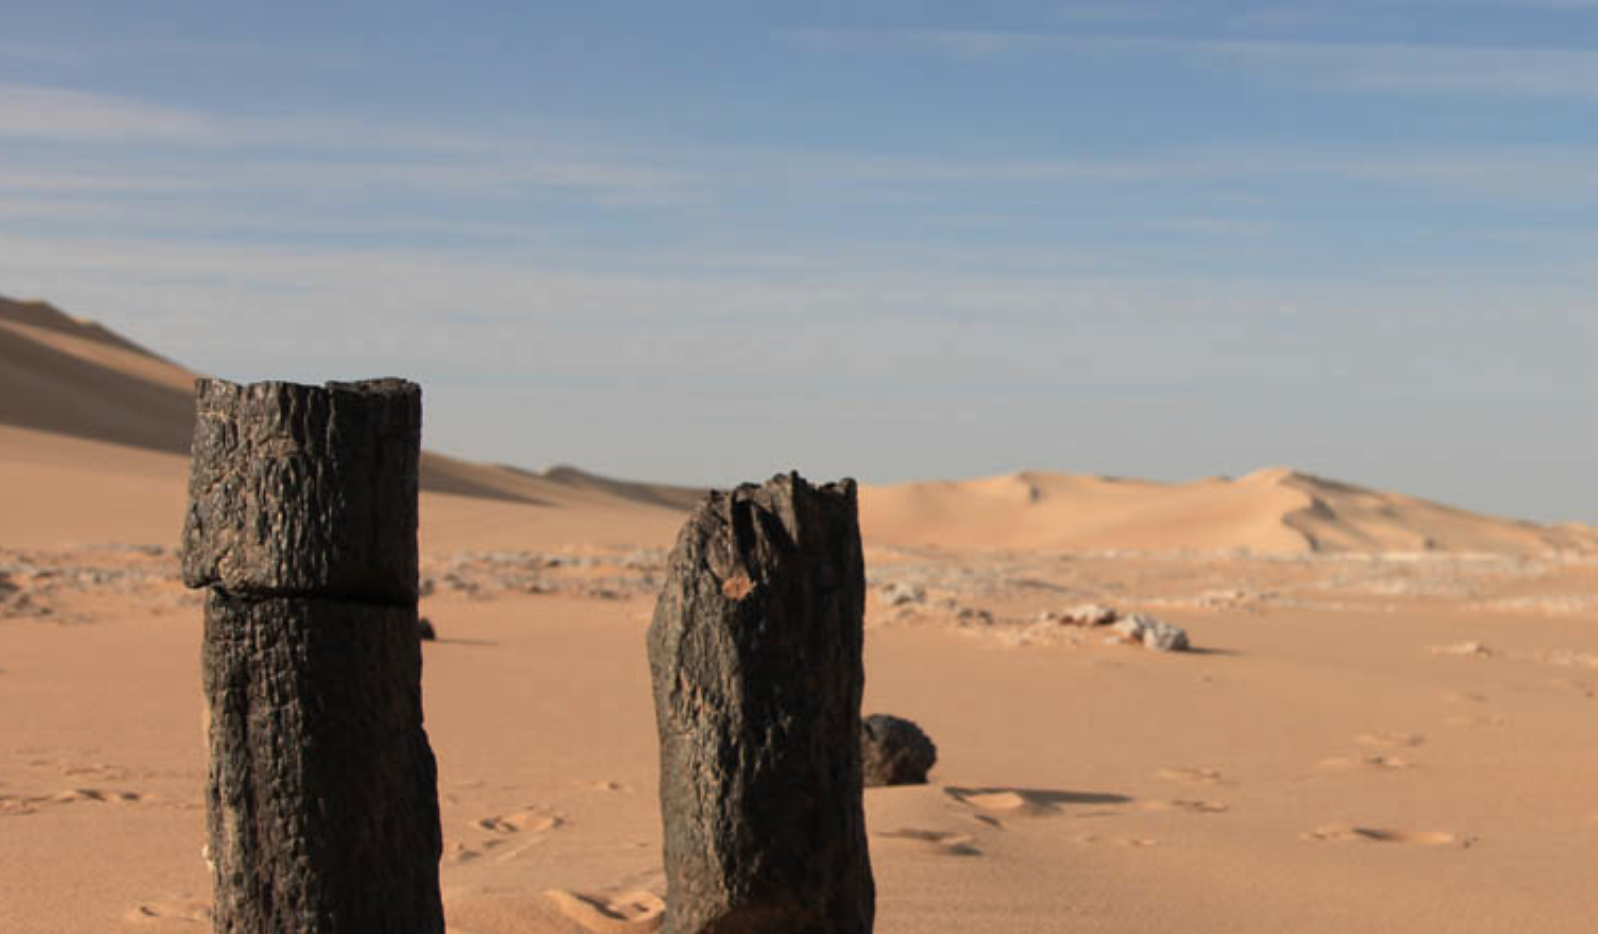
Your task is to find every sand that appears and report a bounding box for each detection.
[7,298,1598,932]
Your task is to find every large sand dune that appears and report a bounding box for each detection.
[0,294,699,531]
[862,467,1598,556]
[5,292,1593,557]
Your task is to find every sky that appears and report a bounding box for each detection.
[0,0,1595,522]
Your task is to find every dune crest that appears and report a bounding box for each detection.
[5,290,1593,557]
[861,466,1598,556]
[0,292,702,528]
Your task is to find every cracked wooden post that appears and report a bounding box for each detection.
[647,472,875,934]
[181,378,443,934]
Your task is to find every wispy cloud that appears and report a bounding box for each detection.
[1203,39,1598,101]
[0,83,696,207]
[832,29,1598,101]
[0,84,218,142]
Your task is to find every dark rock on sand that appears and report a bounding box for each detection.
[862,714,938,787]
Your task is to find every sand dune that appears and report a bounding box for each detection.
[4,290,1594,558]
[0,297,195,454]
[862,467,1598,556]
[0,292,702,523]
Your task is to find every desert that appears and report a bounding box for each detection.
[5,294,1598,933]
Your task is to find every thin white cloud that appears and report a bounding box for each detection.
[0,84,219,142]
[0,83,695,205]
[870,30,1598,101]
[1203,39,1598,101]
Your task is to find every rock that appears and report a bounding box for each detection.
[861,714,937,787]
[647,472,874,934]
[418,617,436,641]
[882,581,926,606]
[1062,603,1120,626]
[955,605,994,625]
[1110,613,1190,652]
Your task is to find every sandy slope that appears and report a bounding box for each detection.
[6,291,1594,557]
[0,293,705,516]
[862,467,1598,556]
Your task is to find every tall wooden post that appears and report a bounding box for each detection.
[647,472,875,934]
[182,378,443,934]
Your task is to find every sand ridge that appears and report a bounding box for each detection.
[861,466,1598,556]
[8,292,1598,559]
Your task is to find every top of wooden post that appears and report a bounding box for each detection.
[181,377,421,604]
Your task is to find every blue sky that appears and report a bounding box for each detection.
[1,1,1595,521]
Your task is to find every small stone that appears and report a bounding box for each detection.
[1110,613,1190,652]
[418,617,436,641]
[882,581,926,606]
[1431,641,1491,658]
[955,605,994,625]
[1062,603,1120,626]
[861,714,937,787]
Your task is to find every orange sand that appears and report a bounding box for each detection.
[6,296,1598,933]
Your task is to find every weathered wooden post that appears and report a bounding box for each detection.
[647,472,875,934]
[182,378,443,934]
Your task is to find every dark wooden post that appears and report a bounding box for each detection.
[182,378,443,934]
[647,472,875,934]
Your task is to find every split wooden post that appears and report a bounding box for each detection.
[647,472,875,934]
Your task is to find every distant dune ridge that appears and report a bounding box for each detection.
[0,293,698,514]
[860,467,1598,555]
[2,291,1594,555]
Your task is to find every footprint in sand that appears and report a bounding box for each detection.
[62,762,130,780]
[946,788,1058,817]
[1354,731,1425,749]
[6,787,149,810]
[126,897,211,925]
[1138,799,1229,814]
[1302,824,1472,848]
[876,828,983,856]
[0,795,37,815]
[1074,834,1158,848]
[943,786,1131,819]
[1445,713,1508,728]
[1316,755,1414,772]
[474,810,562,835]
[578,780,633,794]
[1156,767,1227,786]
[449,810,564,864]
[545,888,665,932]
